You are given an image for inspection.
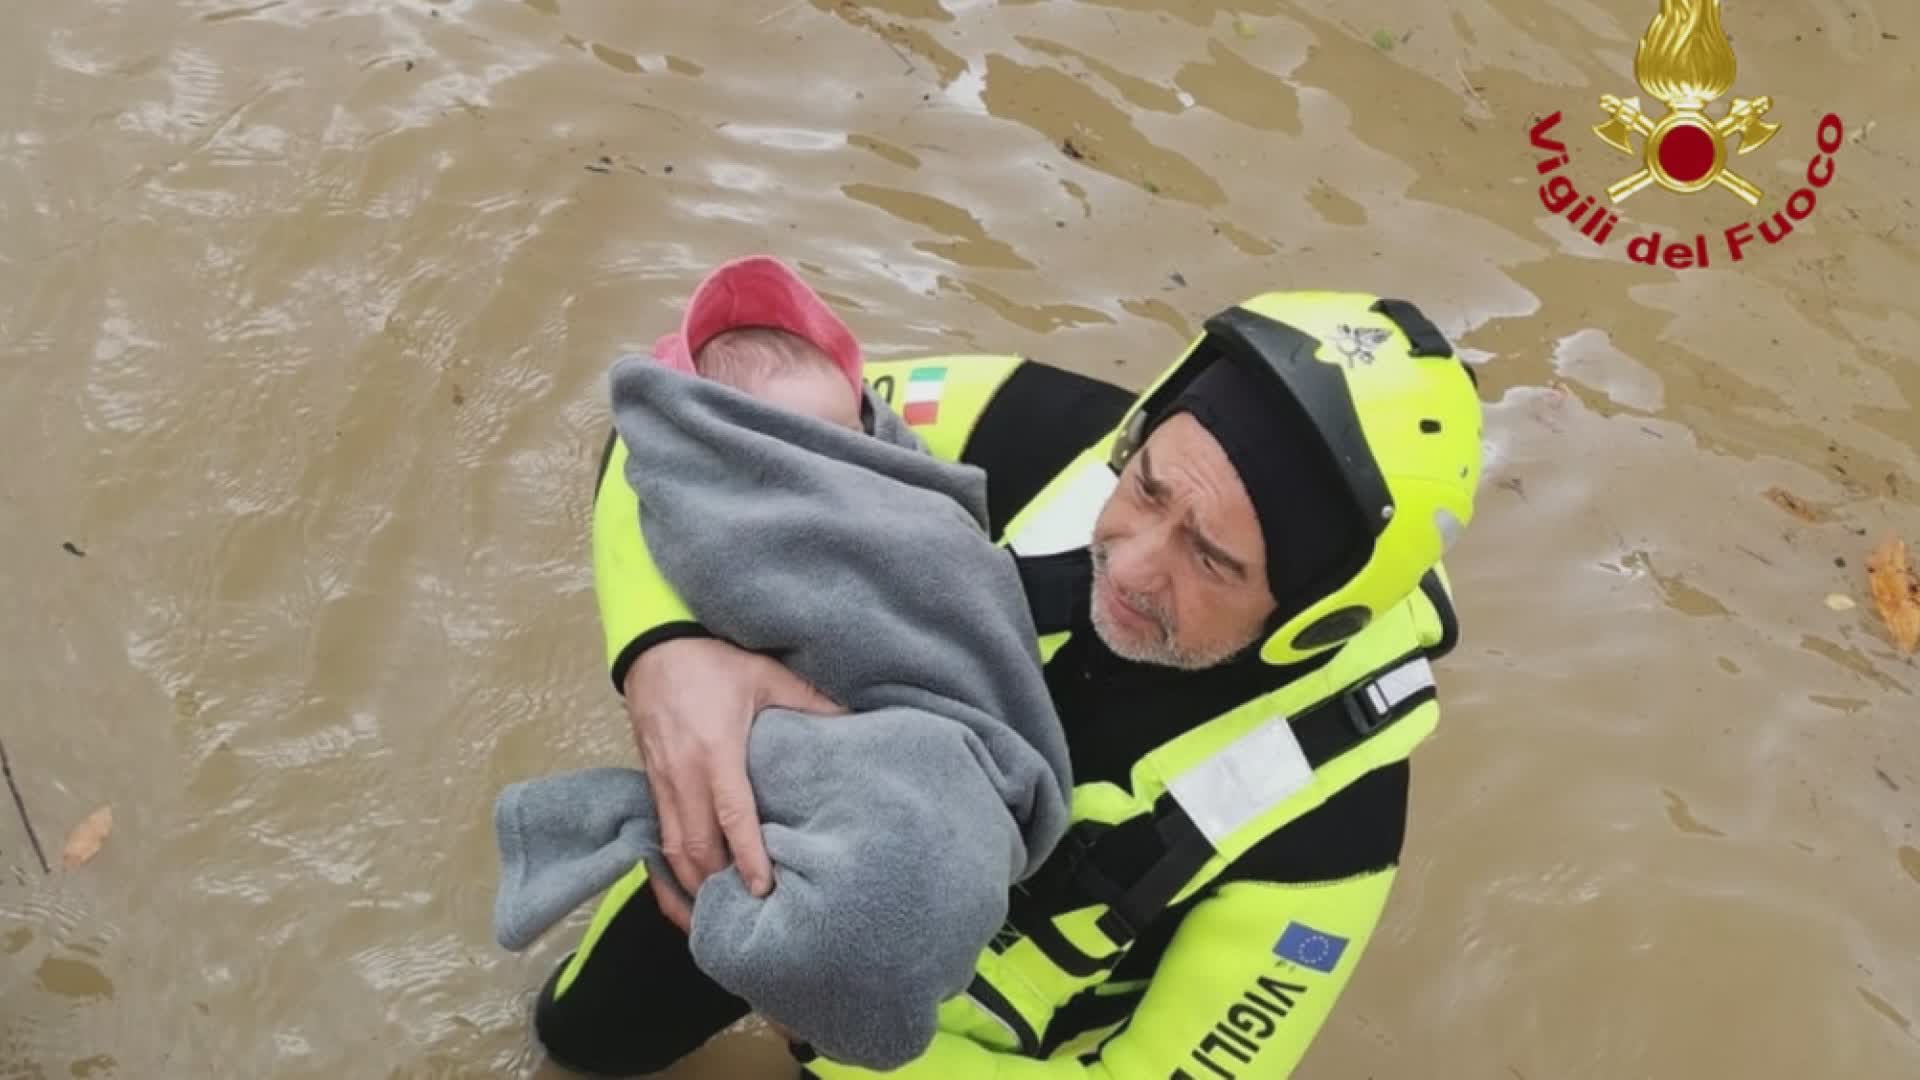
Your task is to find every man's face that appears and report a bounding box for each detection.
[1088,412,1277,669]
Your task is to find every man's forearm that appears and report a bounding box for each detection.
[592,434,708,692]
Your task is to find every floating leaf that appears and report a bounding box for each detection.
[1825,593,1856,611]
[1764,487,1823,524]
[62,805,112,868]
[1372,28,1396,51]
[1866,536,1920,654]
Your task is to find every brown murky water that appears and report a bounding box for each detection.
[4,1,1917,1076]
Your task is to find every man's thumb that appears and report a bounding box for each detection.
[761,668,847,716]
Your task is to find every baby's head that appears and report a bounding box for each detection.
[694,326,863,432]
[653,255,867,431]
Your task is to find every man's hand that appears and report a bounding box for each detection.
[623,636,845,932]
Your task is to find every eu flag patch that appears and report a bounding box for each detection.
[1272,921,1348,973]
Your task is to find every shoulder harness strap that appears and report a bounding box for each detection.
[1008,650,1437,972]
[1419,568,1461,659]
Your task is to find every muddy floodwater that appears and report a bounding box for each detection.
[3,1,1918,1077]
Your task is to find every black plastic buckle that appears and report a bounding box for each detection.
[1341,684,1391,739]
[1021,826,1117,913]
[1095,905,1140,947]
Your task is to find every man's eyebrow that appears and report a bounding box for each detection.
[1137,446,1162,490]
[1137,442,1249,578]
[1185,521,1249,581]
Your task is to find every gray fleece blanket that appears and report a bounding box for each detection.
[491,356,1073,1070]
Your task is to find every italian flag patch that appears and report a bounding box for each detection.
[901,365,947,426]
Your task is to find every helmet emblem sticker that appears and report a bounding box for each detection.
[1332,323,1393,367]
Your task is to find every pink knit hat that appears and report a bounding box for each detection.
[651,255,863,401]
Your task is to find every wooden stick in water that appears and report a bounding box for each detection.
[1,735,50,875]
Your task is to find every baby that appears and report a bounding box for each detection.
[690,326,862,432]
[492,255,1073,1070]
[644,252,870,432]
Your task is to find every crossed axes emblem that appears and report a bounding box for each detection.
[1593,94,1779,205]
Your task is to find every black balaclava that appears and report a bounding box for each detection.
[1152,356,1368,621]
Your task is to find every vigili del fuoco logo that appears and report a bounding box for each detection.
[1526,0,1844,269]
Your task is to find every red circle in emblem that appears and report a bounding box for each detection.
[1657,123,1716,183]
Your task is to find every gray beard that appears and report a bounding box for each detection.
[1087,544,1258,671]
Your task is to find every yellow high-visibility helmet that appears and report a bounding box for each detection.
[1108,291,1483,666]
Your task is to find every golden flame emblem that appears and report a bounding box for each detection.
[1592,0,1780,205]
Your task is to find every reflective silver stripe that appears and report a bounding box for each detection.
[1168,656,1434,847]
[1365,656,1434,716]
[1006,463,1116,556]
[1168,713,1313,848]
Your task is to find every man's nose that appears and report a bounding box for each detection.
[1106,532,1170,595]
